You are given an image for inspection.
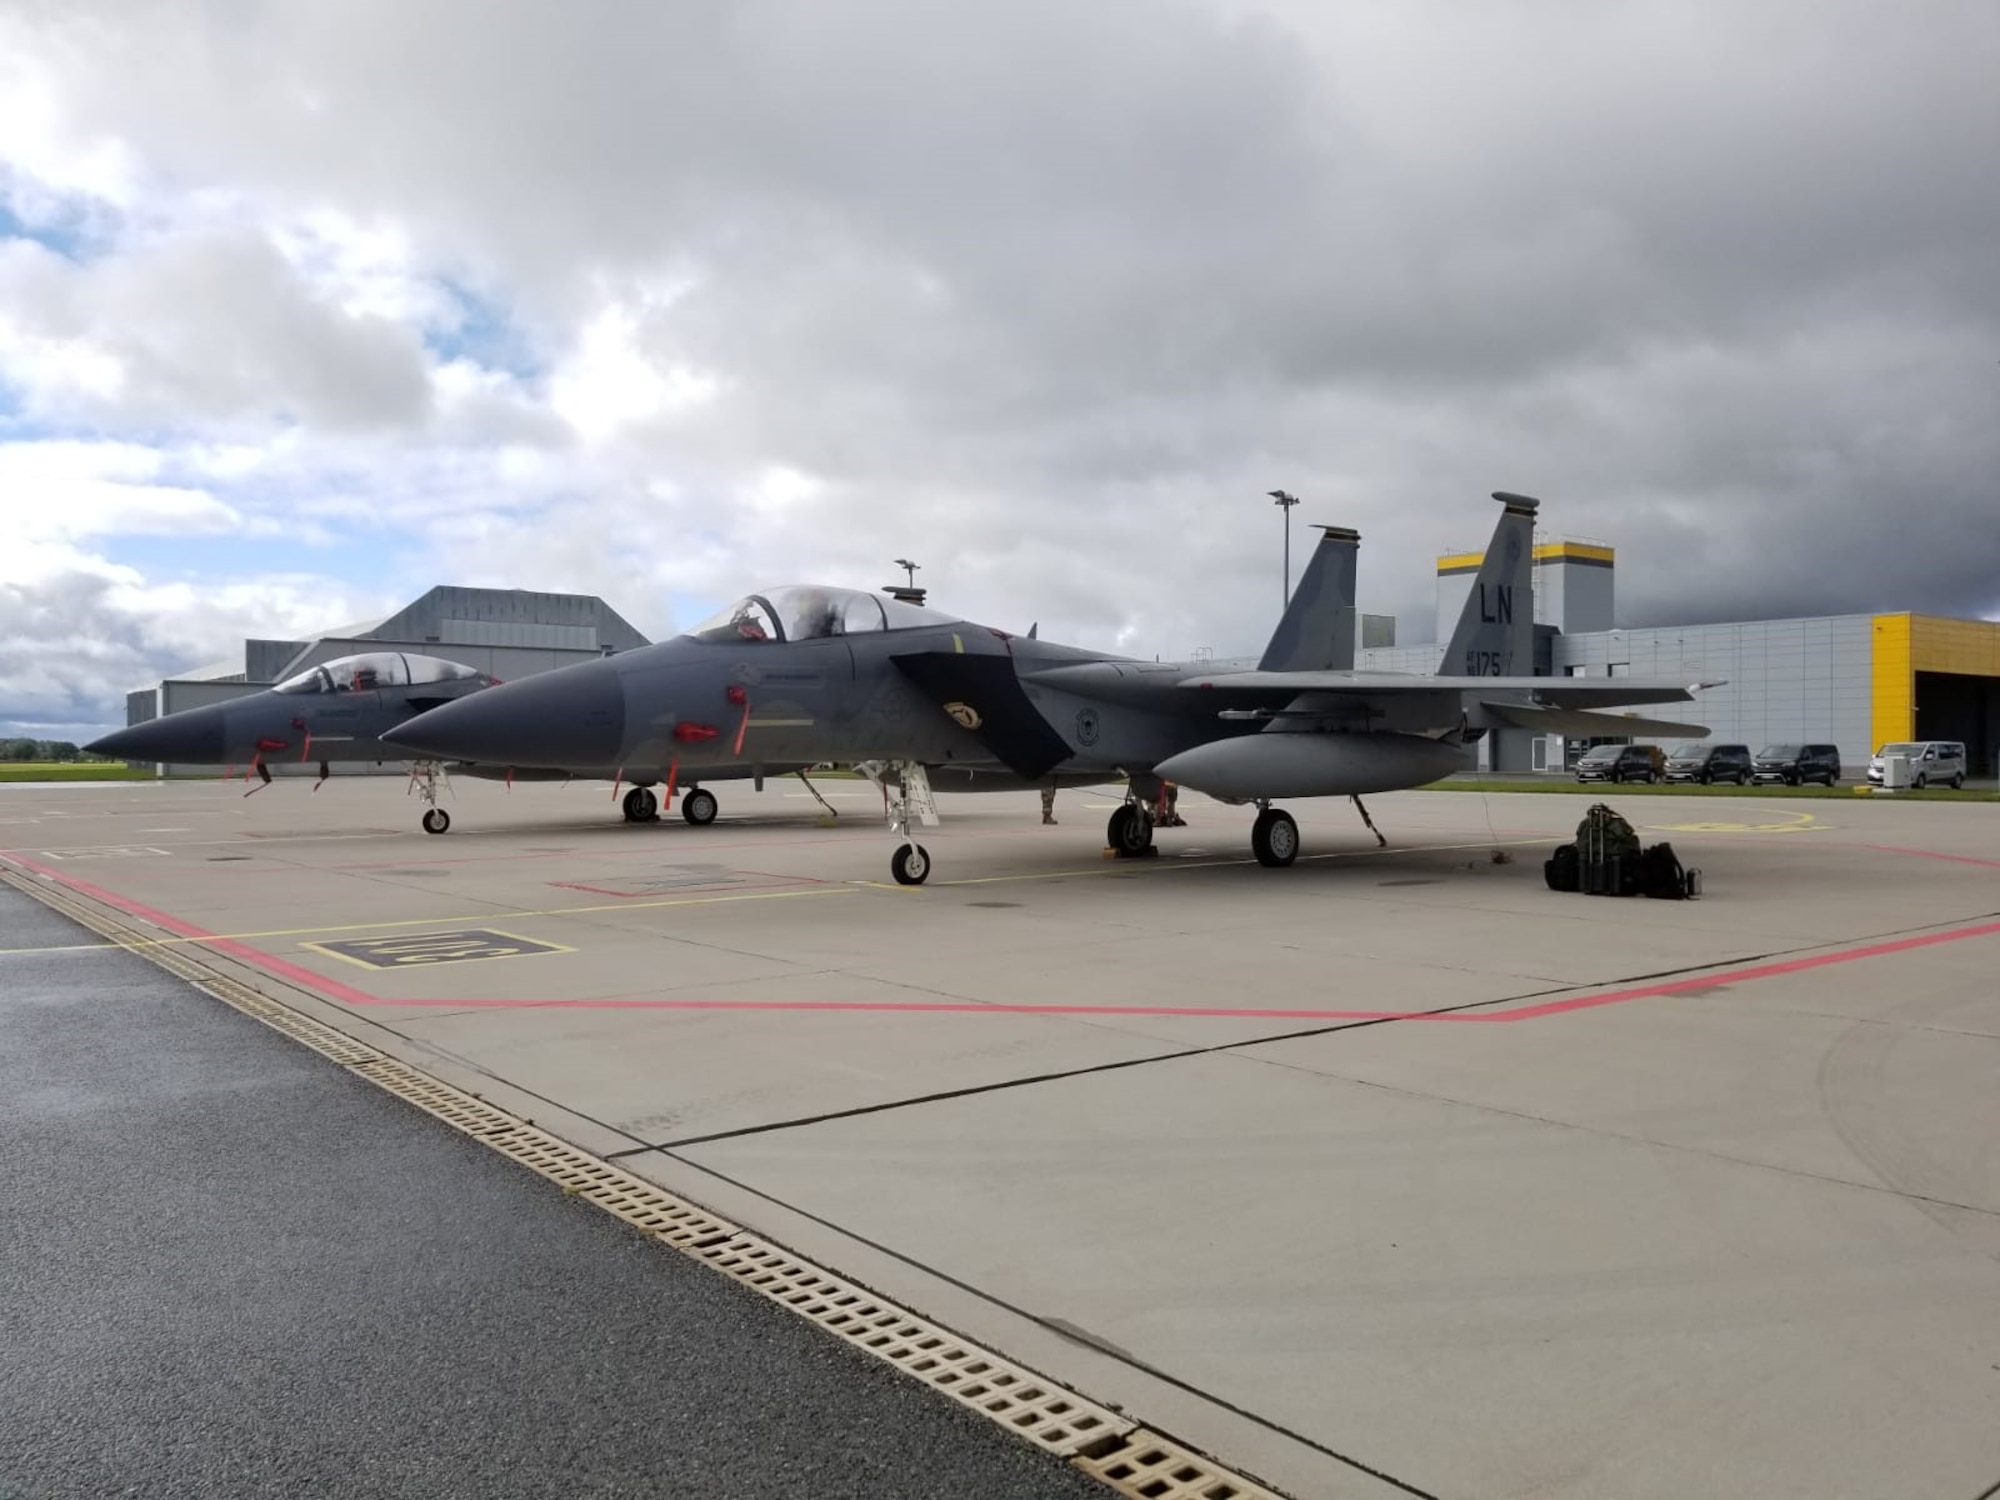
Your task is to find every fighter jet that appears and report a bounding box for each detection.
[84,649,797,834]
[383,493,1714,883]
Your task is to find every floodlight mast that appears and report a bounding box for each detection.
[1268,490,1300,605]
[894,558,920,589]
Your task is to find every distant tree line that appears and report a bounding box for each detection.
[2,739,108,762]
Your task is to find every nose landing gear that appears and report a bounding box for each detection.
[409,760,453,833]
[884,761,937,885]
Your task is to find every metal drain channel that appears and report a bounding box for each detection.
[2,864,1292,1499]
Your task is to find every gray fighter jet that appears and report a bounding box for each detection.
[84,650,795,834]
[383,493,1714,883]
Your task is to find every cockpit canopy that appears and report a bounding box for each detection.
[684,585,959,644]
[275,652,489,695]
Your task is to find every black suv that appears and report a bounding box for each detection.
[1753,743,1841,786]
[1663,742,1753,785]
[1574,744,1666,784]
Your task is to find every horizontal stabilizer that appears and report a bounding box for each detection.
[1184,671,1706,708]
[1476,701,1710,739]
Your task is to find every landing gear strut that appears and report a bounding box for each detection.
[622,786,659,823]
[409,760,452,834]
[885,761,936,885]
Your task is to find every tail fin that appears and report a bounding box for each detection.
[1440,492,1537,677]
[1257,525,1360,671]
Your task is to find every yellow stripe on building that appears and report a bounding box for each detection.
[1870,613,1913,749]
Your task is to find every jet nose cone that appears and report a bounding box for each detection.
[85,708,227,764]
[382,660,626,767]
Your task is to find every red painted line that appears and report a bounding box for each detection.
[1860,844,2000,870]
[4,852,381,1007]
[11,853,2000,1028]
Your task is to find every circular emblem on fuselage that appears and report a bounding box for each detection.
[944,701,982,731]
[1075,707,1100,747]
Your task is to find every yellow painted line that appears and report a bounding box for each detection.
[1645,810,1830,835]
[2,882,860,955]
[858,836,1560,890]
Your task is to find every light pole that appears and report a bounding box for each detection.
[894,558,920,589]
[1267,490,1300,604]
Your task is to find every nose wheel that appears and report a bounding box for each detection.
[1251,805,1299,867]
[891,842,931,885]
[408,760,453,834]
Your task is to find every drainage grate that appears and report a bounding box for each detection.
[1073,1430,1291,1500]
[347,1059,741,1248]
[1,863,1293,1499]
[693,1238,1130,1456]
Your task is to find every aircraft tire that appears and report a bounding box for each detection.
[682,788,719,826]
[891,842,930,885]
[421,809,450,835]
[622,787,658,823]
[1107,804,1153,857]
[1251,807,1299,868]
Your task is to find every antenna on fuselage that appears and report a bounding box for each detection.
[887,557,928,607]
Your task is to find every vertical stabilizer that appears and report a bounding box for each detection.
[1440,492,1537,676]
[1257,525,1361,671]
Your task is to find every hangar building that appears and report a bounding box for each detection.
[1359,541,2000,778]
[123,586,649,777]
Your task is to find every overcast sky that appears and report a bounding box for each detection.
[3,0,1996,739]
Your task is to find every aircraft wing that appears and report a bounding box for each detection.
[1473,701,1711,738]
[1182,671,1709,709]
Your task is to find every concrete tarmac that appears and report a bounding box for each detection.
[3,775,1998,1499]
[0,882,1108,1500]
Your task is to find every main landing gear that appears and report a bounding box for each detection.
[410,760,452,834]
[1106,800,1156,858]
[1250,803,1299,867]
[620,783,718,826]
[682,787,719,826]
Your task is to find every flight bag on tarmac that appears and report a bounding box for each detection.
[1638,841,1700,900]
[1544,842,1581,892]
[1576,803,1641,896]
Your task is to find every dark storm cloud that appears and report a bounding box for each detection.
[5,0,1997,674]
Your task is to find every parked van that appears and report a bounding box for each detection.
[1575,744,1666,784]
[1867,741,1967,789]
[1752,744,1842,786]
[1663,742,1752,785]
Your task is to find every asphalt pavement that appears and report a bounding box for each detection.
[0,883,1110,1500]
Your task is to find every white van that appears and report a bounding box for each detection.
[1867,741,1967,789]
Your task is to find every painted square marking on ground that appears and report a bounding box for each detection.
[301,928,576,970]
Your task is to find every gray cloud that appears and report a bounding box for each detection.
[1,0,1995,719]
